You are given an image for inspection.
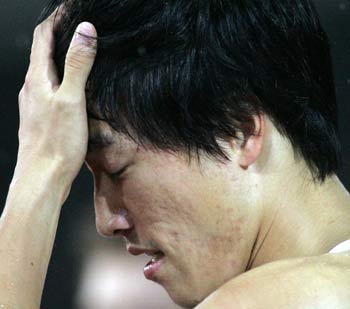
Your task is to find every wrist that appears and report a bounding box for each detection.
[10,157,73,206]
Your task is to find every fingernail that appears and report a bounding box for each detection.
[75,22,96,46]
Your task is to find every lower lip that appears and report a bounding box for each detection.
[143,256,165,280]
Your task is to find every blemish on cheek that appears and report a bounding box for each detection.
[170,230,180,242]
[203,268,212,278]
[230,259,238,270]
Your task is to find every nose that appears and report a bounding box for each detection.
[96,207,134,237]
[94,185,134,237]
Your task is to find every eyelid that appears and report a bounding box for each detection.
[109,164,129,180]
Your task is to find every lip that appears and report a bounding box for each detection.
[144,255,165,281]
[126,245,166,281]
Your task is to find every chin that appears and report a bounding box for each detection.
[163,283,207,309]
[171,296,203,309]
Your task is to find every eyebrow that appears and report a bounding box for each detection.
[87,133,115,153]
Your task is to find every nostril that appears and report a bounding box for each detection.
[114,227,134,238]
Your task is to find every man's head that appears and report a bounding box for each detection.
[39,0,340,183]
[85,116,267,307]
[38,0,341,307]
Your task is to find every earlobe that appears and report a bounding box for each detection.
[238,114,265,169]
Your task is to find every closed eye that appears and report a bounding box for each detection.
[109,165,129,180]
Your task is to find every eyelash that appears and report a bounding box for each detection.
[109,165,129,180]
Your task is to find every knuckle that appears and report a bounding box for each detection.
[24,72,32,85]
[42,93,54,104]
[32,20,51,43]
[33,24,40,34]
[29,51,35,64]
[33,24,42,38]
[66,46,96,68]
[65,55,84,71]
[18,88,24,101]
[23,74,35,90]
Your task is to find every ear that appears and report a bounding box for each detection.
[237,114,265,169]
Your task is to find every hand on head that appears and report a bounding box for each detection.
[17,5,97,183]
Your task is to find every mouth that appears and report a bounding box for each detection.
[127,245,166,281]
[144,251,165,280]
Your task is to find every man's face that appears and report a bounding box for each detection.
[85,120,261,308]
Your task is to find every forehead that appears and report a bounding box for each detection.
[88,119,137,154]
[87,120,224,176]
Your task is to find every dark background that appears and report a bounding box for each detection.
[0,1,349,308]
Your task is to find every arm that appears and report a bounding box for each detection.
[0,160,69,308]
[0,7,97,308]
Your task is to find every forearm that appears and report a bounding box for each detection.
[0,159,70,308]
[0,6,97,307]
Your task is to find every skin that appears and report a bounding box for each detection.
[198,253,350,308]
[86,117,350,308]
[0,7,97,308]
[0,6,350,309]
[86,120,262,307]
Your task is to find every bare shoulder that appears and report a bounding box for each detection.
[197,253,350,309]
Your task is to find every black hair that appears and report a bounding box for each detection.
[38,0,341,183]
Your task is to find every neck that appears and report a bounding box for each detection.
[248,174,350,270]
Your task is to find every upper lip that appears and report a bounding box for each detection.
[127,245,161,256]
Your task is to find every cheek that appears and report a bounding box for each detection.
[120,171,197,229]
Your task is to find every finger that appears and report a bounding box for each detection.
[28,5,65,87]
[30,5,65,64]
[60,22,97,93]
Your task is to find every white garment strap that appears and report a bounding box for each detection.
[329,240,350,253]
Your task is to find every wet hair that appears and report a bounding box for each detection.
[38,0,341,183]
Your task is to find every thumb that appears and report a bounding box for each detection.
[61,22,97,92]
